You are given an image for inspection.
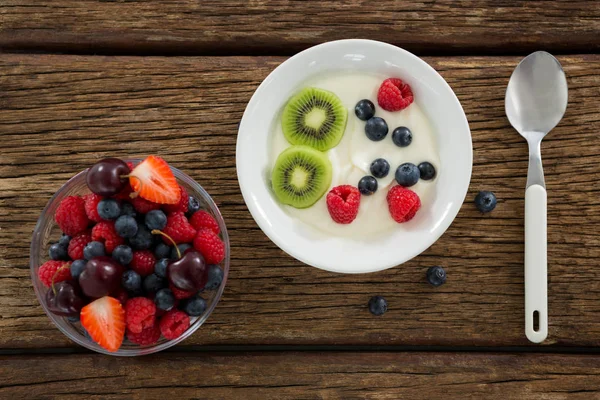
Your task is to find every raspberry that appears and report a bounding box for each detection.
[131,196,161,214]
[190,210,220,235]
[127,324,161,345]
[163,185,189,214]
[130,250,156,276]
[193,229,225,264]
[68,232,92,260]
[83,193,103,223]
[125,297,157,334]
[163,212,197,244]
[38,260,72,287]
[377,78,414,112]
[326,185,361,224]
[169,283,196,300]
[55,196,89,236]
[386,186,421,223]
[126,162,134,171]
[91,221,125,254]
[159,309,190,340]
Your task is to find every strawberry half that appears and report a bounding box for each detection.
[80,296,126,352]
[128,156,180,205]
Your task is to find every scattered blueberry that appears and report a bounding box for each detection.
[97,199,121,220]
[365,117,388,141]
[155,258,169,278]
[115,215,138,238]
[418,162,436,180]
[171,243,192,260]
[120,203,136,217]
[370,158,390,179]
[395,163,420,187]
[205,265,224,290]
[182,296,207,316]
[188,196,201,215]
[154,288,175,311]
[475,191,497,213]
[392,126,412,147]
[129,225,153,250]
[143,274,166,295]
[112,245,133,265]
[83,241,105,260]
[48,243,68,260]
[368,296,388,316]
[154,242,171,259]
[58,234,71,248]
[121,270,142,292]
[145,210,167,230]
[70,259,87,279]
[426,266,447,287]
[354,99,376,121]
[358,176,378,195]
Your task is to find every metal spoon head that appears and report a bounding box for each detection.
[505,51,568,138]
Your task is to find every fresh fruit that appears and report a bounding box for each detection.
[193,229,225,265]
[154,258,169,278]
[418,162,436,180]
[58,234,72,248]
[49,242,68,261]
[395,163,420,187]
[368,296,388,316]
[365,117,388,141]
[426,266,447,287]
[45,281,86,317]
[387,186,421,223]
[78,257,124,298]
[154,243,171,259]
[154,288,176,311]
[475,191,497,213]
[189,210,220,235]
[91,221,125,253]
[83,241,106,260]
[121,270,142,293]
[281,87,347,151]
[125,297,156,334]
[97,199,121,220]
[70,259,87,280]
[120,202,136,217]
[271,145,332,209]
[182,296,207,317]
[129,225,154,250]
[145,210,167,230]
[114,215,138,239]
[162,212,197,244]
[168,250,208,292]
[131,196,161,214]
[143,274,166,295]
[326,185,361,224]
[130,250,156,277]
[128,156,180,204]
[163,185,189,214]
[83,193,103,222]
[354,99,376,121]
[38,260,72,287]
[159,309,190,340]
[358,176,378,195]
[127,324,161,345]
[370,158,390,179]
[187,196,201,215]
[80,296,126,352]
[68,233,92,260]
[55,196,89,236]
[392,126,412,147]
[86,158,130,197]
[205,264,224,290]
[171,243,192,260]
[169,283,196,300]
[112,244,133,265]
[377,78,414,111]
[115,289,129,306]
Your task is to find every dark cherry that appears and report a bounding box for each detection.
[45,281,87,317]
[86,158,130,196]
[79,256,124,298]
[168,250,208,292]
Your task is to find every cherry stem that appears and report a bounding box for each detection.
[51,263,71,295]
[151,230,181,258]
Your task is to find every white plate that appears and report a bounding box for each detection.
[236,39,472,274]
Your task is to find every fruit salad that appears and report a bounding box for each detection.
[269,73,440,236]
[36,156,226,352]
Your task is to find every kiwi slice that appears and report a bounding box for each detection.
[271,145,332,209]
[281,87,348,151]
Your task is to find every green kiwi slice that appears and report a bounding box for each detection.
[271,145,332,209]
[281,87,348,151]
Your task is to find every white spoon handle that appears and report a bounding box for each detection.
[525,184,548,343]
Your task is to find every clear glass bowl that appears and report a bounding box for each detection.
[30,160,229,356]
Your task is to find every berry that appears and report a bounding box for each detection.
[78,257,124,298]
[475,191,497,213]
[125,297,156,334]
[80,296,125,352]
[368,296,388,316]
[145,210,167,230]
[395,163,420,187]
[358,176,378,195]
[159,309,190,340]
[68,232,92,260]
[387,186,421,223]
[112,244,133,265]
[83,193,103,223]
[130,250,156,277]
[143,273,166,295]
[171,243,192,260]
[427,266,447,287]
[55,196,89,236]
[45,281,86,317]
[131,196,161,214]
[38,260,72,287]
[365,117,388,141]
[92,221,125,254]
[97,199,121,220]
[354,99,376,121]
[418,162,436,180]
[326,185,361,224]
[86,158,130,197]
[163,212,197,244]
[392,126,412,147]
[163,185,189,214]
[127,324,161,345]
[121,270,142,293]
[205,264,224,290]
[155,258,169,278]
[169,283,196,300]
[114,215,138,239]
[70,259,87,279]
[58,234,71,248]
[113,184,134,201]
[129,225,153,250]
[182,296,207,317]
[128,156,180,204]
[190,210,220,235]
[188,196,201,215]
[120,203,136,217]
[83,241,106,260]
[377,78,414,111]
[49,243,68,260]
[370,158,390,179]
[155,288,176,311]
[193,229,225,265]
[154,242,171,259]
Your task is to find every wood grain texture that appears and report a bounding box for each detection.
[1,54,600,349]
[1,1,599,55]
[2,352,600,399]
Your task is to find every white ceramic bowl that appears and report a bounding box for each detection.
[237,39,472,273]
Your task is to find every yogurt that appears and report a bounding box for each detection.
[269,72,440,237]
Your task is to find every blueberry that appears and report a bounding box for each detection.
[368,296,388,316]
[395,163,420,187]
[475,191,497,213]
[115,215,138,238]
[418,162,436,180]
[129,225,153,250]
[58,234,71,247]
[154,242,171,259]
[112,245,133,265]
[121,270,142,292]
[182,296,207,317]
[97,199,121,220]
[154,288,175,311]
[392,126,412,147]
[48,243,68,260]
[358,176,378,195]
[205,264,224,290]
[67,316,80,323]
[83,241,105,260]
[155,258,169,278]
[171,243,192,260]
[70,259,87,279]
[145,210,167,230]
[426,266,447,287]
[120,203,136,217]
[365,117,388,141]
[354,99,376,121]
[370,158,390,179]
[143,274,166,295]
[188,196,201,215]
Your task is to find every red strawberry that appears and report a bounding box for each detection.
[386,186,421,223]
[163,212,197,244]
[377,78,414,112]
[80,296,126,352]
[128,156,180,205]
[163,185,189,214]
[190,210,220,235]
[193,228,225,264]
[326,185,361,224]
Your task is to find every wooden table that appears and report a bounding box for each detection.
[1,2,600,398]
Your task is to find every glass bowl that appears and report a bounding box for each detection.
[30,160,229,356]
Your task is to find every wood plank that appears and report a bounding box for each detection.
[1,1,599,54]
[1,352,600,399]
[1,54,600,349]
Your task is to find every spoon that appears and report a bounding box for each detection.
[505,51,568,343]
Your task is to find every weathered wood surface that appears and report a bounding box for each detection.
[1,54,600,349]
[1,1,599,55]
